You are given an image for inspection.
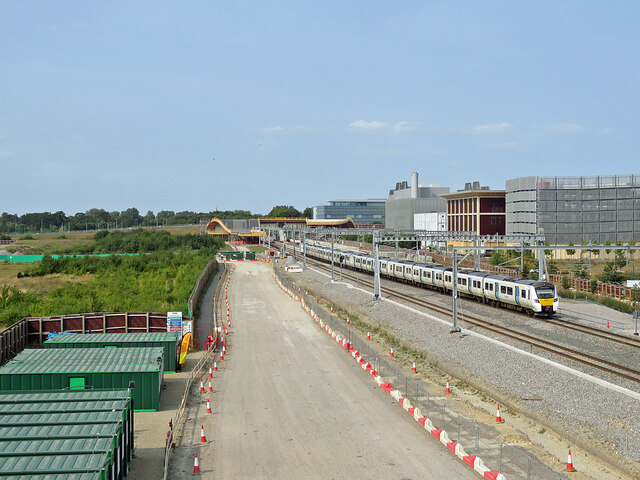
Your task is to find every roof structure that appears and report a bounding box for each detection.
[206,217,356,237]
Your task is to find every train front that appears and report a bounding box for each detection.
[532,282,558,316]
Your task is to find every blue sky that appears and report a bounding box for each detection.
[1,1,639,215]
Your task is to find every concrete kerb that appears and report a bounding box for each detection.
[273,273,506,480]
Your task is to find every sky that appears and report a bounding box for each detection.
[1,1,639,216]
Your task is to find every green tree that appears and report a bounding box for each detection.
[489,251,506,266]
[600,262,623,284]
[614,242,627,268]
[590,279,598,294]
[604,239,612,254]
[266,205,302,218]
[302,207,314,218]
[566,241,576,257]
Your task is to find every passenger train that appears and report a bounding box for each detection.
[296,242,558,317]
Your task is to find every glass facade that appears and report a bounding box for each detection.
[313,200,386,225]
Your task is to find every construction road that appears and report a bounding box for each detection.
[170,261,475,479]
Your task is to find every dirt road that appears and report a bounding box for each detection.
[169,261,475,479]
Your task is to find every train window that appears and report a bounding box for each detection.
[507,287,513,295]
[427,272,431,278]
[485,283,489,290]
[500,286,506,294]
[521,291,526,299]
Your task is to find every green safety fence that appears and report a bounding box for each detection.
[0,254,140,263]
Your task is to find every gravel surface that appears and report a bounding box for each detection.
[284,260,640,478]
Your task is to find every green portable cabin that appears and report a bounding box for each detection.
[245,251,256,260]
[0,438,120,480]
[0,423,125,480]
[0,474,101,480]
[0,388,134,447]
[0,348,164,411]
[220,251,244,260]
[0,390,134,479]
[0,453,112,480]
[44,332,181,372]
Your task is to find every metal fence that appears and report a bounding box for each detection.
[163,263,228,480]
[276,267,565,480]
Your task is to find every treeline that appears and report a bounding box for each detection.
[1,205,314,234]
[90,229,224,253]
[0,250,214,326]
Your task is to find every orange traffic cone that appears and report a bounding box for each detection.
[193,453,201,474]
[208,379,213,393]
[606,320,610,329]
[214,361,218,372]
[200,425,207,443]
[566,450,576,472]
[206,398,212,414]
[390,347,394,357]
[412,360,417,372]
[445,379,451,394]
[367,331,370,340]
[208,366,213,378]
[199,379,205,393]
[496,405,504,423]
[330,305,334,313]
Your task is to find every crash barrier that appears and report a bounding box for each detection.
[163,263,231,480]
[274,268,564,480]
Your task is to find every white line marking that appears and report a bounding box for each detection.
[309,266,640,401]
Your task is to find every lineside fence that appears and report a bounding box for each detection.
[274,267,564,480]
[163,263,230,480]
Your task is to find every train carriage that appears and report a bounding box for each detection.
[292,242,557,316]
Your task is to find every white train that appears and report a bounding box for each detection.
[299,242,558,316]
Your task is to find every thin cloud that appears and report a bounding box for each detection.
[257,125,315,136]
[348,120,388,130]
[472,122,513,135]
[546,123,584,133]
[483,142,523,151]
[259,126,284,134]
[391,121,419,133]
[347,120,418,133]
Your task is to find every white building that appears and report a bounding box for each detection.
[414,212,447,249]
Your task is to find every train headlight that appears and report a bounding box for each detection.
[533,298,540,303]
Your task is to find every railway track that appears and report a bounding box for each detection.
[286,247,640,349]
[291,254,640,384]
